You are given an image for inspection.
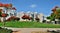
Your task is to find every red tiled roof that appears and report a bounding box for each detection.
[0,3,12,7]
[4,4,12,8]
[0,3,4,7]
[22,14,31,19]
[0,3,17,11]
[1,13,7,17]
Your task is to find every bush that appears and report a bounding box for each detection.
[0,27,12,33]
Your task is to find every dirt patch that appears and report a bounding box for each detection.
[31,31,51,33]
[12,31,21,33]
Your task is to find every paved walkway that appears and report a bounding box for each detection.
[2,27,60,33]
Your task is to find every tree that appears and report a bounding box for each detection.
[47,16,51,19]
[56,8,60,19]
[1,13,8,27]
[48,6,60,24]
[1,13,8,21]
[51,13,56,21]
[46,13,56,22]
[0,10,8,27]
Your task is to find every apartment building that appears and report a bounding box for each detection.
[0,3,17,22]
[17,11,44,22]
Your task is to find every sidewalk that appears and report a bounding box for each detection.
[1,27,60,33]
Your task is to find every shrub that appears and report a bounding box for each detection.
[6,16,20,21]
[0,27,12,33]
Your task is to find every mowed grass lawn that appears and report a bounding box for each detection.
[0,21,60,28]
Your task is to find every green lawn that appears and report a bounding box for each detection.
[0,21,60,28]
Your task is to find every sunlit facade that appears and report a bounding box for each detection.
[0,3,16,22]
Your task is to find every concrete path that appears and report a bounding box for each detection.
[2,27,60,33]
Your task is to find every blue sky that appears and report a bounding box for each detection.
[0,0,60,16]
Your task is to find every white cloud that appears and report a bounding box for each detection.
[27,11,30,13]
[30,4,37,8]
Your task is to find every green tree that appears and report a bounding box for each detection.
[56,8,60,19]
[46,13,56,21]
[50,13,56,21]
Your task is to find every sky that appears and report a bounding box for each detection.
[0,0,60,16]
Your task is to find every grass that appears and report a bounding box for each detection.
[0,21,60,28]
